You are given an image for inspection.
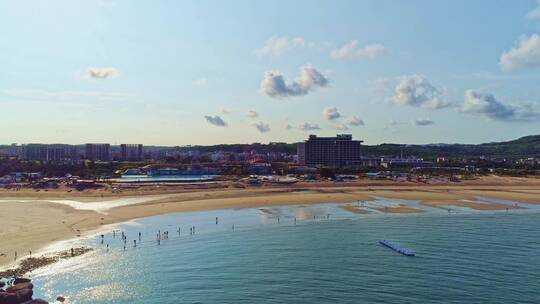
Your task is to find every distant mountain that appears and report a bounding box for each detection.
[362,135,540,159]
[175,135,540,159]
[2,135,539,160]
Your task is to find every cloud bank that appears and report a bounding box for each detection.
[299,122,320,131]
[331,123,349,130]
[255,36,305,57]
[499,34,540,72]
[527,0,540,20]
[204,115,228,127]
[252,121,270,133]
[87,67,119,79]
[461,90,540,121]
[261,64,329,98]
[247,110,259,118]
[393,75,449,109]
[414,118,435,126]
[331,40,387,60]
[346,116,365,126]
[322,106,341,120]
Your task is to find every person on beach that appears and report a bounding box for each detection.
[71,248,74,257]
[113,230,115,238]
[134,240,137,247]
[14,251,17,260]
[277,217,280,223]
[294,217,297,224]
[106,244,109,252]
[216,217,219,224]
[101,234,104,244]
[139,232,141,240]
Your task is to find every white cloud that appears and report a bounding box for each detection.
[298,122,320,131]
[527,0,540,20]
[346,116,365,126]
[247,110,259,118]
[331,40,387,60]
[414,118,435,126]
[384,119,408,130]
[331,123,349,130]
[255,36,305,57]
[499,34,540,72]
[87,67,119,79]
[204,115,228,127]
[461,90,540,121]
[322,106,341,120]
[393,75,449,109]
[261,64,329,98]
[220,107,231,114]
[193,78,209,87]
[252,121,270,133]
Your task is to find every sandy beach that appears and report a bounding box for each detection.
[1,175,540,268]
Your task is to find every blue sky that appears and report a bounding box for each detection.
[1,0,540,145]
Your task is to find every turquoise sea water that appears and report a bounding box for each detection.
[30,202,540,303]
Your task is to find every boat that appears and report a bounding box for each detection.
[379,240,415,256]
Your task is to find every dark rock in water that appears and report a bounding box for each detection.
[13,278,31,285]
[15,288,33,302]
[0,281,5,288]
[55,296,65,302]
[0,291,18,304]
[6,282,33,293]
[21,300,49,304]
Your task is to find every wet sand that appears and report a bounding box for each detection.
[1,175,539,268]
[373,205,425,213]
[421,200,524,211]
[339,205,370,214]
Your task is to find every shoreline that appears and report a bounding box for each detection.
[1,176,540,269]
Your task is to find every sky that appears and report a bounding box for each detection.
[1,0,540,146]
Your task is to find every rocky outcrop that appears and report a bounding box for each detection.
[0,278,48,304]
[0,247,91,304]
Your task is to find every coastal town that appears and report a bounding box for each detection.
[0,134,539,194]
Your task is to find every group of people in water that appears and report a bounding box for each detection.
[99,217,216,252]
[96,214,313,253]
[92,212,350,255]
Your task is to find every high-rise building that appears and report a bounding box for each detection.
[120,144,143,161]
[297,134,362,167]
[85,143,111,161]
[21,144,79,161]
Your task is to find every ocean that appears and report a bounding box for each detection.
[29,201,540,303]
